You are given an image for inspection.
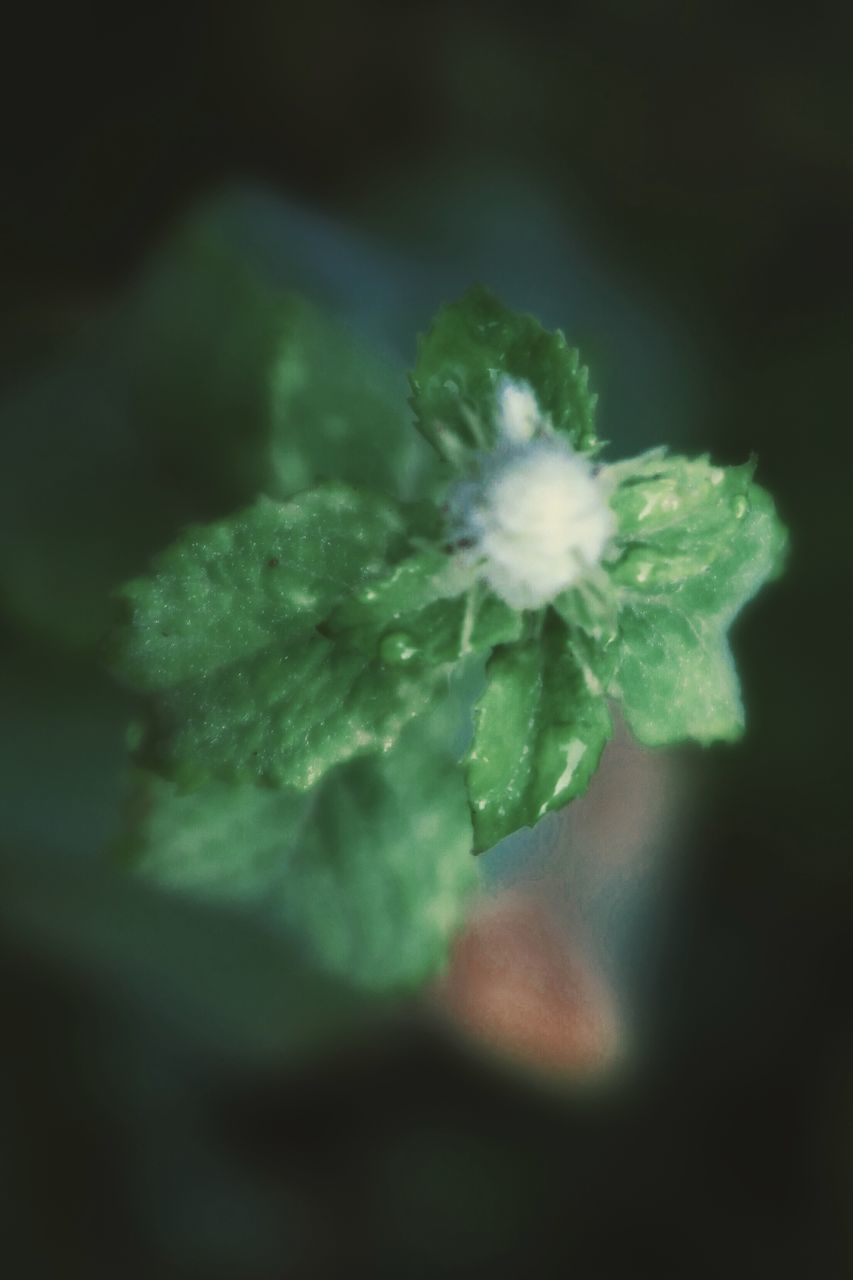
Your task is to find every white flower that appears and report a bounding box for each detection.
[495,377,540,444]
[447,382,615,610]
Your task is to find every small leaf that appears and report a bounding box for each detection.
[669,478,788,623]
[466,612,611,853]
[111,486,435,789]
[325,548,523,666]
[410,286,597,467]
[606,453,788,747]
[608,453,787,619]
[123,714,477,992]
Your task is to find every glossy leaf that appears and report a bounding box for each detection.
[410,286,597,466]
[325,548,523,666]
[608,453,787,617]
[466,612,611,852]
[111,486,436,790]
[141,634,435,791]
[607,453,787,745]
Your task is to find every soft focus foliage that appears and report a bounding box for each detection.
[5,5,849,1271]
[112,283,786,891]
[125,711,476,991]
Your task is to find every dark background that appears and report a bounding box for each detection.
[1,4,851,1276]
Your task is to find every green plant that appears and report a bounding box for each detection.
[109,283,787,993]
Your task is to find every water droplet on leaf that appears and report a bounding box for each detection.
[379,630,419,665]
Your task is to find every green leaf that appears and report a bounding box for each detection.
[670,477,787,623]
[325,547,523,666]
[122,714,477,992]
[606,452,788,746]
[112,485,403,692]
[611,602,744,746]
[410,286,597,467]
[606,449,728,543]
[465,612,611,853]
[607,453,787,618]
[111,486,436,790]
[552,566,620,647]
[142,634,436,791]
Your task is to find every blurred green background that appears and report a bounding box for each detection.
[1,4,851,1276]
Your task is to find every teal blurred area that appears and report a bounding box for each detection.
[1,3,852,1276]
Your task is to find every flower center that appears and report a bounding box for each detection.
[447,383,614,610]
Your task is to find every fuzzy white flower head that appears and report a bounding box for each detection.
[448,381,615,610]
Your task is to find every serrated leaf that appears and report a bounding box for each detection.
[605,453,787,746]
[325,548,523,666]
[112,485,403,692]
[608,453,787,618]
[410,286,597,466]
[111,486,436,790]
[669,478,787,623]
[466,612,611,853]
[123,714,477,992]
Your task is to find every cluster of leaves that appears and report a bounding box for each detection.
[0,215,436,650]
[109,278,787,992]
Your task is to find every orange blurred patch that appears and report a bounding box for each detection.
[430,891,621,1078]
